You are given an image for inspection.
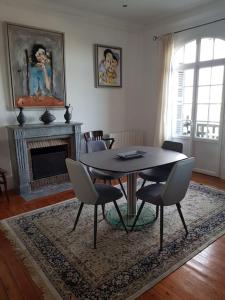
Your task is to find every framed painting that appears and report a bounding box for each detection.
[95,44,122,88]
[6,23,66,108]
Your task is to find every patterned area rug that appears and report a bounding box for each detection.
[1,182,225,300]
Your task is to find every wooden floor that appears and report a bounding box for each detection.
[0,173,225,299]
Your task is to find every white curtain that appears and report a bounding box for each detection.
[153,33,174,147]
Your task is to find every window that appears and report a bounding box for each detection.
[171,38,225,140]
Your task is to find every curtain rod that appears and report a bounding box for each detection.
[153,16,225,41]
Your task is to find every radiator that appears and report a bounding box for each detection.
[109,129,144,149]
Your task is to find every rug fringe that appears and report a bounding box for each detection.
[0,222,62,300]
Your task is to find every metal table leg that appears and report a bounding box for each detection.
[106,173,155,229]
[127,173,137,216]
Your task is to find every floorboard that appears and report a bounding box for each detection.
[0,173,224,299]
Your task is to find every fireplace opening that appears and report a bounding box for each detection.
[31,145,68,180]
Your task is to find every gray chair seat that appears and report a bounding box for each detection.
[95,184,123,204]
[86,140,127,199]
[136,183,164,206]
[139,141,183,188]
[66,158,128,249]
[89,167,125,180]
[139,166,172,183]
[132,157,195,251]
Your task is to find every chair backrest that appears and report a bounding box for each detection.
[161,157,195,206]
[87,140,107,153]
[162,141,183,153]
[66,158,99,205]
[84,130,104,142]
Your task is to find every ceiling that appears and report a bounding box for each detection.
[38,0,218,25]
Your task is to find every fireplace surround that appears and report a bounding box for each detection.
[7,123,82,199]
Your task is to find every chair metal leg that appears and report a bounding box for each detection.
[130,200,145,231]
[71,202,84,232]
[155,205,159,220]
[94,205,98,249]
[141,179,146,188]
[160,206,164,251]
[118,178,127,199]
[176,203,188,236]
[102,204,105,219]
[113,201,128,233]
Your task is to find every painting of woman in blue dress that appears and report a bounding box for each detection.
[29,44,52,97]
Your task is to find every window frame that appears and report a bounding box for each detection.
[171,37,225,143]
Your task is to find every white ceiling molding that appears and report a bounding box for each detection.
[0,0,218,28]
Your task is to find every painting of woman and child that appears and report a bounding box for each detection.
[7,23,66,107]
[95,44,122,87]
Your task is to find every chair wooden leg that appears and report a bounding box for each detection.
[131,200,145,231]
[94,205,98,249]
[118,178,127,200]
[176,203,188,236]
[71,203,84,232]
[141,179,146,188]
[102,204,105,219]
[160,206,164,251]
[155,205,159,220]
[2,173,10,204]
[113,201,128,233]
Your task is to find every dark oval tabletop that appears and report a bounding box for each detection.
[79,146,187,173]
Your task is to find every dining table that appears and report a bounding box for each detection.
[79,145,187,227]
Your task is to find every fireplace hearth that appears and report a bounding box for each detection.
[7,123,82,199]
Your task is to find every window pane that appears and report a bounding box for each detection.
[184,40,196,63]
[210,85,223,103]
[197,86,210,103]
[200,38,213,61]
[184,69,194,86]
[184,87,193,103]
[196,122,208,138]
[198,67,211,85]
[197,104,208,121]
[208,123,219,139]
[214,39,225,59]
[182,119,191,136]
[211,66,224,85]
[182,104,192,120]
[209,104,221,122]
[174,47,184,65]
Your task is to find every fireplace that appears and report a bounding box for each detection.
[7,123,82,199]
[31,145,68,180]
[27,138,72,190]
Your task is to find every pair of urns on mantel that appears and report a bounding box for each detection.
[16,105,73,126]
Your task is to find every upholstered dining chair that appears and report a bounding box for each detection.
[86,140,127,199]
[66,158,128,249]
[84,130,115,150]
[131,157,195,251]
[139,141,183,188]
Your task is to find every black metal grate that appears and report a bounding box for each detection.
[31,145,68,180]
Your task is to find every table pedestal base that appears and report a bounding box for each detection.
[106,203,156,230]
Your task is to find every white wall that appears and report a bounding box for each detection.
[0,1,145,186]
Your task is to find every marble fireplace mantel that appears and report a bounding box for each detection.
[7,122,82,199]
